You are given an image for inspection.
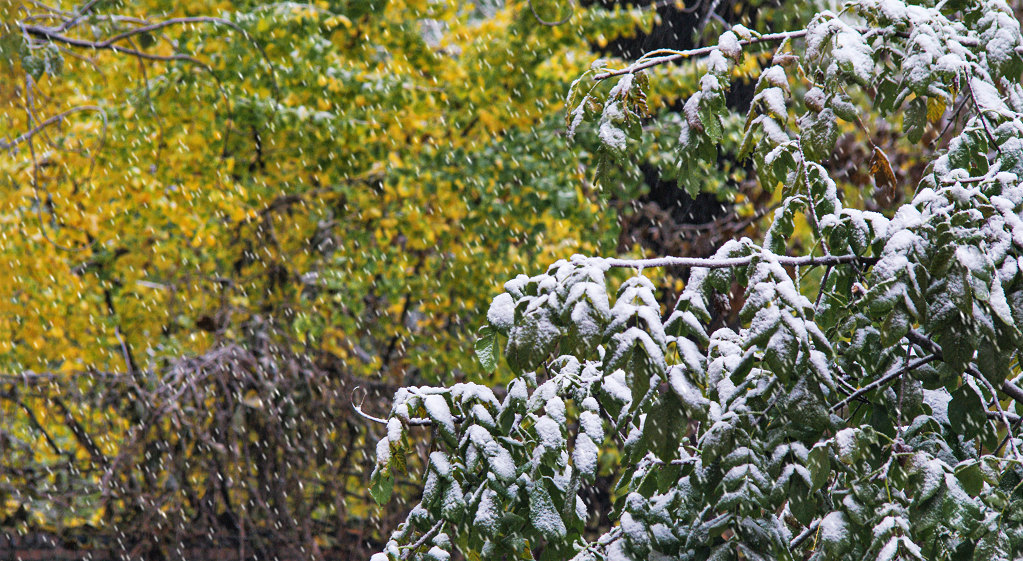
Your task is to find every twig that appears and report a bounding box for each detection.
[964,72,1004,157]
[790,519,821,549]
[594,29,809,80]
[401,520,445,560]
[906,329,1023,407]
[0,105,103,150]
[831,354,938,412]
[598,252,878,270]
[528,0,574,26]
[351,386,463,427]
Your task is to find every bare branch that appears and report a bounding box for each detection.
[594,29,808,80]
[831,354,939,412]
[0,104,104,151]
[597,252,878,270]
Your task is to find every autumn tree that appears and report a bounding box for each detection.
[369,1,1023,560]
[0,0,673,557]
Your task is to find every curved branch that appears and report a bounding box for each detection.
[594,29,808,80]
[528,0,574,26]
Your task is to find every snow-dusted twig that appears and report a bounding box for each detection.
[594,29,809,80]
[973,373,1022,460]
[351,386,463,427]
[597,252,877,270]
[831,354,939,412]
[400,520,445,560]
[907,329,1023,407]
[789,518,821,549]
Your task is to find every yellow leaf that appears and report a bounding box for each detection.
[870,146,896,194]
[927,97,947,123]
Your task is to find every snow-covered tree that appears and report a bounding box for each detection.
[367,1,1023,559]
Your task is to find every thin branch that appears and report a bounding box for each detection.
[598,252,878,270]
[0,105,103,151]
[21,24,205,63]
[964,72,1004,157]
[528,0,574,26]
[351,387,463,427]
[594,29,809,80]
[906,329,1023,407]
[790,519,821,549]
[987,410,1022,424]
[401,520,445,560]
[831,354,939,412]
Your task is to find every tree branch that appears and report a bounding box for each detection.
[906,329,1023,407]
[831,354,939,412]
[0,105,104,151]
[594,29,808,80]
[598,252,878,270]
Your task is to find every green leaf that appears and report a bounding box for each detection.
[904,97,927,144]
[528,481,567,541]
[370,470,394,505]
[642,394,685,462]
[475,325,498,372]
[801,109,839,162]
[955,461,984,497]
[807,445,831,491]
[948,382,987,439]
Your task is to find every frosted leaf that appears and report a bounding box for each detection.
[535,415,565,451]
[705,50,730,74]
[544,396,567,425]
[506,378,528,406]
[599,101,628,153]
[426,546,450,561]
[759,87,787,118]
[489,444,517,481]
[580,410,604,441]
[529,482,567,540]
[575,495,587,523]
[676,335,707,377]
[668,365,709,414]
[732,24,753,40]
[430,451,452,479]
[819,511,849,547]
[760,65,789,92]
[387,417,403,443]
[621,512,650,550]
[425,394,456,435]
[804,87,826,112]
[607,73,634,100]
[835,428,858,463]
[877,536,923,561]
[376,437,391,466]
[474,488,500,533]
[573,433,599,478]
[971,78,1012,117]
[487,293,515,332]
[471,404,495,429]
[606,328,666,373]
[700,74,721,95]
[718,31,741,60]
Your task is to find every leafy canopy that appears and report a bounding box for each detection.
[370,1,1023,560]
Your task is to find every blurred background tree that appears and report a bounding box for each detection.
[0,0,855,558]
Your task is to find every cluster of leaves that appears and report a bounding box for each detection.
[0,0,667,555]
[371,0,1023,559]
